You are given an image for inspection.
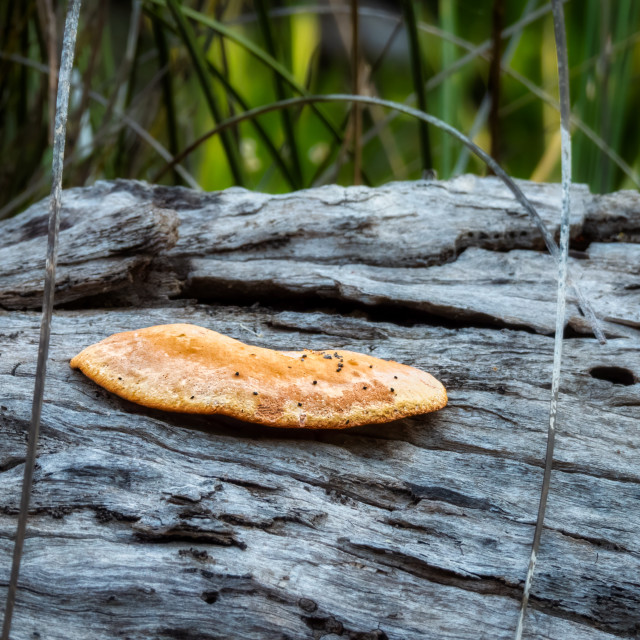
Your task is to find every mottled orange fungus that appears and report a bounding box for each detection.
[70,323,447,429]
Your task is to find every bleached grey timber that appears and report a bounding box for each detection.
[0,176,638,640]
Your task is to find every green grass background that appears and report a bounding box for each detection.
[1,0,639,218]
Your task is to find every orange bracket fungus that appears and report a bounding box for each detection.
[70,323,447,429]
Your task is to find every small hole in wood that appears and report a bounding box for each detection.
[589,366,636,386]
[200,590,219,604]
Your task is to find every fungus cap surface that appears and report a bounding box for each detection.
[70,323,447,429]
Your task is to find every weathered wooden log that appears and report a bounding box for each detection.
[0,177,638,640]
[1,176,638,336]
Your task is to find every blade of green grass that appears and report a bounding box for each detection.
[114,0,143,178]
[165,0,244,185]
[151,13,181,184]
[145,0,343,144]
[439,0,458,177]
[145,5,298,190]
[255,0,302,188]
[401,0,432,175]
[595,0,612,192]
[35,0,57,144]
[17,2,28,130]
[205,59,298,189]
[488,0,504,166]
[573,0,600,187]
[453,0,538,176]
[601,0,639,191]
[351,0,362,185]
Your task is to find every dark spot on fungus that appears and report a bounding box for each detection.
[394,375,398,379]
[312,380,317,385]
[346,420,350,424]
[336,369,341,372]
[370,365,373,368]
[390,388,394,392]
[363,386,367,390]
[253,392,258,396]
[298,402,302,407]
[118,377,122,380]
[235,372,239,376]
[190,396,195,399]
[323,354,332,359]
[302,355,307,359]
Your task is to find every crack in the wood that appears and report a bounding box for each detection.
[133,525,247,550]
[340,537,521,597]
[405,482,506,514]
[0,457,25,473]
[218,477,279,493]
[178,290,546,336]
[339,539,638,637]
[545,525,636,554]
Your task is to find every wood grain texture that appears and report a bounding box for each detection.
[0,176,639,639]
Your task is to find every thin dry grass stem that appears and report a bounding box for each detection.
[1,2,82,638]
[516,0,574,633]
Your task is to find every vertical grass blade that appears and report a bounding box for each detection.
[453,0,538,176]
[439,0,457,177]
[205,59,298,189]
[489,0,504,165]
[166,0,244,185]
[573,0,601,187]
[351,0,362,185]
[600,0,639,191]
[152,13,181,184]
[401,0,432,175]
[255,0,302,188]
[1,2,82,638]
[146,0,343,145]
[114,1,144,178]
[514,0,573,636]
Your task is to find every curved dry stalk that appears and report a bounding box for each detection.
[151,92,605,343]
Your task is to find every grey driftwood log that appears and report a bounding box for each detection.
[0,176,639,640]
